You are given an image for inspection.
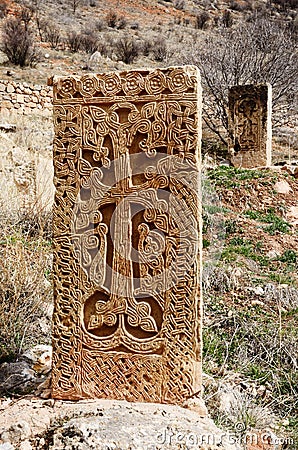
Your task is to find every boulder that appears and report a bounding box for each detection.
[286,205,298,226]
[0,346,52,395]
[0,398,241,450]
[0,361,37,396]
[273,180,292,194]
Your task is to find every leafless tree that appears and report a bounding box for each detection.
[222,10,233,28]
[106,10,118,28]
[81,30,99,54]
[152,37,169,62]
[181,18,298,145]
[142,39,152,57]
[20,6,34,30]
[114,35,140,64]
[66,31,83,53]
[195,12,210,30]
[174,0,185,10]
[69,0,82,14]
[0,1,8,19]
[1,13,39,67]
[45,24,62,50]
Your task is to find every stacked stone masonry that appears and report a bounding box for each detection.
[0,80,53,116]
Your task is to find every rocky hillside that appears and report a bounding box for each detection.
[0,0,297,158]
[0,0,296,84]
[202,165,298,444]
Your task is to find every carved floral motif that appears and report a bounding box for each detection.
[52,66,202,405]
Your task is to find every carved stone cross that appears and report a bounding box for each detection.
[228,84,272,168]
[52,66,202,406]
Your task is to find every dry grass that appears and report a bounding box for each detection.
[0,211,52,362]
[0,112,53,362]
[0,111,53,154]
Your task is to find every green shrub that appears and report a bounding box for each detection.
[244,209,291,235]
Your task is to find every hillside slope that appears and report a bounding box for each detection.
[202,165,298,446]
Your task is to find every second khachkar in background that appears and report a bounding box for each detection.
[228,84,272,168]
[51,66,202,405]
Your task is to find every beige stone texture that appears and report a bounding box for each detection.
[228,84,272,168]
[6,84,14,93]
[0,148,54,213]
[1,101,11,109]
[274,180,292,194]
[16,94,25,103]
[0,80,53,115]
[52,67,203,406]
[0,398,241,450]
[287,205,298,226]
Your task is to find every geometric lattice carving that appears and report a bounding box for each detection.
[51,66,202,405]
[228,84,272,168]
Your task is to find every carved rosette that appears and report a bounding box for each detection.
[53,67,199,100]
[52,66,202,405]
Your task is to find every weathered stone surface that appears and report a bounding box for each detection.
[0,361,38,396]
[274,180,292,194]
[0,399,240,450]
[50,403,234,450]
[0,80,52,116]
[6,84,14,93]
[52,66,203,405]
[0,443,14,450]
[228,84,272,168]
[16,94,24,103]
[287,205,298,225]
[22,345,52,375]
[1,101,11,109]
[0,346,52,396]
[0,147,54,212]
[1,421,31,443]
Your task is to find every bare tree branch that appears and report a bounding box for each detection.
[181,17,298,144]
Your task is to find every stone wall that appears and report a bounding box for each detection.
[0,147,55,213]
[0,80,53,116]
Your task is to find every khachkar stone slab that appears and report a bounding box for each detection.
[228,84,272,168]
[51,66,202,406]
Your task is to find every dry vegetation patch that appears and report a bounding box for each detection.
[203,165,298,445]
